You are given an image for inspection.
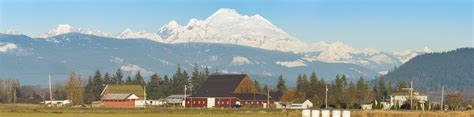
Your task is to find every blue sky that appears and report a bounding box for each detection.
[0,0,472,52]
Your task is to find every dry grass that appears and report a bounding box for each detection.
[0,104,472,117]
[351,110,473,117]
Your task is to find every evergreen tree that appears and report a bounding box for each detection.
[296,74,303,93]
[159,75,171,98]
[254,80,262,93]
[276,74,286,94]
[84,76,93,104]
[103,72,111,85]
[134,71,146,87]
[386,80,393,96]
[345,81,357,109]
[334,74,345,107]
[355,77,370,104]
[309,72,319,104]
[147,73,161,99]
[190,64,201,93]
[377,76,387,101]
[295,74,309,100]
[262,84,269,93]
[91,70,103,101]
[112,68,123,84]
[125,76,132,85]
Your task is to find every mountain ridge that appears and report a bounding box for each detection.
[2,8,433,74]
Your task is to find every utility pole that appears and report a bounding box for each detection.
[13,88,16,107]
[267,87,270,108]
[144,86,147,108]
[325,85,328,109]
[184,85,187,108]
[441,85,444,111]
[49,73,53,101]
[410,81,413,110]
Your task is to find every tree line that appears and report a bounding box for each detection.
[0,67,471,110]
[71,64,210,104]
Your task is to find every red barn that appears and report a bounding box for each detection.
[186,74,273,108]
[101,93,139,107]
[100,85,145,107]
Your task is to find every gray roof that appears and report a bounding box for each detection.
[102,93,133,100]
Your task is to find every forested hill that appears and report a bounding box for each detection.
[385,48,474,91]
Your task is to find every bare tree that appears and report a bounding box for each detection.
[67,72,84,105]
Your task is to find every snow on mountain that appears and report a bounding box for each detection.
[0,42,18,53]
[230,56,252,66]
[3,30,21,35]
[120,64,153,76]
[393,47,434,63]
[276,60,307,67]
[311,41,360,62]
[116,28,163,42]
[22,8,431,74]
[156,8,307,52]
[32,24,114,38]
[423,47,433,53]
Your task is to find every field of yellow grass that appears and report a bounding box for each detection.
[0,104,472,117]
[351,110,473,117]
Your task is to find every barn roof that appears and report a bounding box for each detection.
[234,93,272,100]
[190,74,247,97]
[102,93,134,100]
[101,85,144,98]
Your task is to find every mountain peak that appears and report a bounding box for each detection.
[206,8,244,21]
[53,24,73,34]
[423,46,433,53]
[3,30,20,35]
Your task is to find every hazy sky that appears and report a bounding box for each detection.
[1,0,472,52]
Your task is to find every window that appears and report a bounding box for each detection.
[193,101,195,104]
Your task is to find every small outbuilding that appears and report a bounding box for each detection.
[288,100,313,109]
[100,84,145,108]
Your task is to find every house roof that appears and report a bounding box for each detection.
[102,93,134,100]
[102,85,144,98]
[166,94,188,99]
[190,74,247,97]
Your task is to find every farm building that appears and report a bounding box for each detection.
[287,100,313,109]
[100,84,146,107]
[389,88,428,108]
[43,100,70,107]
[165,94,188,106]
[185,74,274,108]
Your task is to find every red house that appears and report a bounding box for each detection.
[100,85,145,107]
[186,74,273,108]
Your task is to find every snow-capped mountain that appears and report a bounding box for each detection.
[9,8,433,74]
[0,33,379,86]
[32,24,115,38]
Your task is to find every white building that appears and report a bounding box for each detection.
[43,100,70,107]
[288,100,313,109]
[165,94,188,106]
[390,88,428,108]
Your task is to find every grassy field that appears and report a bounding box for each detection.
[0,104,472,117]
